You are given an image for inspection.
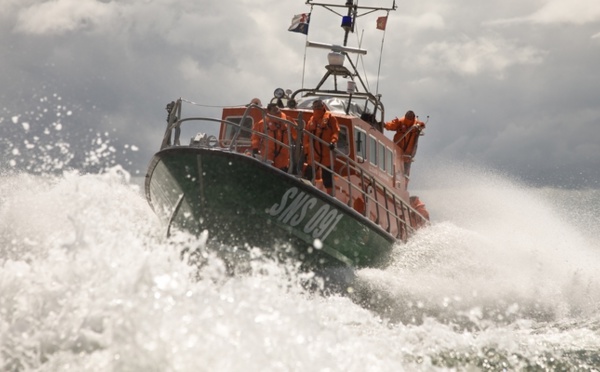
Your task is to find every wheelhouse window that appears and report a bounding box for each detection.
[378,141,386,172]
[337,126,349,155]
[369,135,377,166]
[354,128,367,160]
[224,116,254,140]
[386,147,393,175]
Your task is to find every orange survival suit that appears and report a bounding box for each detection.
[384,112,425,176]
[303,105,340,191]
[409,195,430,229]
[303,110,340,168]
[251,110,292,171]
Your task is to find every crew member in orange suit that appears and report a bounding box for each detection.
[303,99,340,194]
[251,103,292,171]
[384,110,425,176]
[409,195,430,228]
[409,196,429,228]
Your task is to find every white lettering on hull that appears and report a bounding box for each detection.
[268,187,343,242]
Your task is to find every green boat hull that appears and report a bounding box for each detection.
[145,147,395,269]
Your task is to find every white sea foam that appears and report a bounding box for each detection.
[1,164,600,370]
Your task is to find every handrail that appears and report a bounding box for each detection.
[290,89,386,126]
[158,99,428,240]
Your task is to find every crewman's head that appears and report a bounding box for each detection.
[405,110,416,123]
[312,99,326,112]
[267,103,280,115]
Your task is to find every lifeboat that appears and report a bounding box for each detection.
[145,0,429,273]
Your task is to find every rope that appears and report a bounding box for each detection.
[180,98,250,109]
[375,10,390,96]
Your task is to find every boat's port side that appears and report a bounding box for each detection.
[146,148,396,268]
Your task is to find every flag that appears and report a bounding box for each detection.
[288,13,310,35]
[376,16,387,31]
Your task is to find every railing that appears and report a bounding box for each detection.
[160,99,428,240]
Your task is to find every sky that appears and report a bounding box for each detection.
[1,0,599,188]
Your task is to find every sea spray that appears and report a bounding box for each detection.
[1,164,600,370]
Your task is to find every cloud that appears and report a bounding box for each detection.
[2,0,599,188]
[395,12,445,31]
[14,0,117,34]
[11,0,212,39]
[489,0,600,26]
[416,36,546,77]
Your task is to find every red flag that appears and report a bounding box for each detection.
[376,16,387,31]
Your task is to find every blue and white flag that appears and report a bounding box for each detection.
[288,13,310,35]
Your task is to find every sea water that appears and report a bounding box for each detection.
[1,162,600,371]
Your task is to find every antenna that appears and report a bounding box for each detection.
[305,1,397,12]
[306,41,367,55]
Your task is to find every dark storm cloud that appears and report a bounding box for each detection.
[390,0,600,188]
[1,0,599,186]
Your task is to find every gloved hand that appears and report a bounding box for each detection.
[329,142,336,150]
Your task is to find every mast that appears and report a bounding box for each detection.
[305,0,397,68]
[297,1,397,126]
[341,1,356,47]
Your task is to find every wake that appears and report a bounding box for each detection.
[351,163,600,328]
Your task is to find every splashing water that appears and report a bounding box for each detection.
[354,168,600,324]
[1,159,600,370]
[1,93,138,175]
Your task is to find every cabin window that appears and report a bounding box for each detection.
[337,126,349,155]
[369,135,377,166]
[378,141,386,172]
[386,147,393,175]
[224,116,254,140]
[354,128,367,160]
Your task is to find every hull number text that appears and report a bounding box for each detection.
[268,187,343,243]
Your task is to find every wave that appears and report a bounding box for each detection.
[1,165,600,370]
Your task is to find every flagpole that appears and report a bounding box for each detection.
[375,11,389,96]
[301,43,306,89]
[302,27,308,89]
[301,10,312,89]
